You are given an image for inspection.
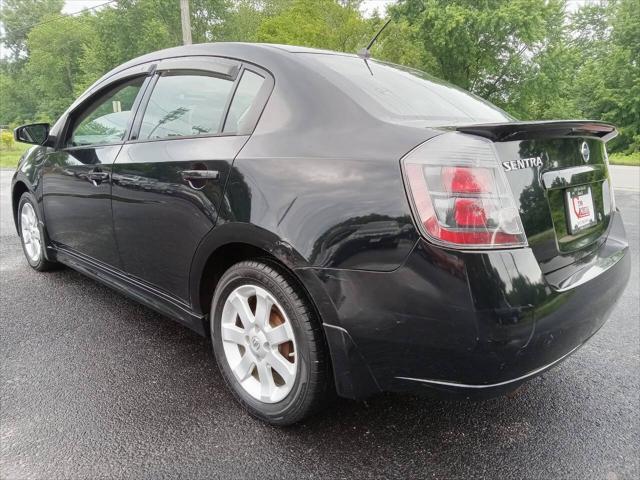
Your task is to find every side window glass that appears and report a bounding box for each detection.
[139,73,234,140]
[69,78,144,147]
[223,70,265,134]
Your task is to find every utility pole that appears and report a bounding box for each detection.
[180,0,192,45]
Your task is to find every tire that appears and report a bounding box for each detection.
[211,260,333,425]
[17,192,57,271]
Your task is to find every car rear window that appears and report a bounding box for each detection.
[305,54,512,125]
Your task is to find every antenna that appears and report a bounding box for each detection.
[357,17,392,59]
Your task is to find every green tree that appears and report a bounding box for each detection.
[507,42,582,120]
[388,0,566,110]
[221,0,292,42]
[572,0,639,153]
[370,17,430,71]
[0,73,18,122]
[256,0,370,52]
[77,0,180,91]
[24,14,93,121]
[77,0,229,92]
[0,0,64,60]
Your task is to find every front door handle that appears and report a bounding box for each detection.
[88,170,110,186]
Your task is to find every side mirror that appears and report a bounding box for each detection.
[14,123,50,146]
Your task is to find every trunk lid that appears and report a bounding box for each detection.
[457,121,617,274]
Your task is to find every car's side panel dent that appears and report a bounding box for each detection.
[225,156,420,271]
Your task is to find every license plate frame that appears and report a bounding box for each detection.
[565,184,597,234]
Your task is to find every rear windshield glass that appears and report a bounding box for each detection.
[305,54,512,125]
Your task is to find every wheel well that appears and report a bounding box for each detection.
[198,243,309,317]
[199,242,338,403]
[12,181,29,232]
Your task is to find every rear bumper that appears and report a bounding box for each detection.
[310,211,630,399]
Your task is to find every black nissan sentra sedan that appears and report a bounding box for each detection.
[12,43,630,425]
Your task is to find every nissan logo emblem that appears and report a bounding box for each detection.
[580,141,590,163]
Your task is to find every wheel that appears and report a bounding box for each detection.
[211,260,332,425]
[18,192,56,271]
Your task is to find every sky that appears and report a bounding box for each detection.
[62,0,109,14]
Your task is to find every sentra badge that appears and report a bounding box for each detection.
[502,156,544,171]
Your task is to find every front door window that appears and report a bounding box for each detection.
[69,78,145,147]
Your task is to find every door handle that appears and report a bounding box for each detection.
[181,169,219,190]
[88,170,110,186]
[180,170,220,181]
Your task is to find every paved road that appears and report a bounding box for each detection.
[609,165,640,191]
[1,169,639,479]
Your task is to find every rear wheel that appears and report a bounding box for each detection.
[211,260,332,425]
[18,192,56,271]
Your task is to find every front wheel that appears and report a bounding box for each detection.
[17,192,57,271]
[211,260,332,425]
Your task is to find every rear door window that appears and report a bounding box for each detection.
[138,73,234,140]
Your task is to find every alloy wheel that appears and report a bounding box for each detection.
[220,284,297,403]
[20,202,41,262]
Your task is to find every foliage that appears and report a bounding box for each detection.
[609,152,640,166]
[388,0,566,102]
[570,0,640,154]
[0,0,64,61]
[0,0,638,154]
[256,0,370,52]
[0,138,28,169]
[25,15,94,120]
[221,0,292,42]
[1,129,14,149]
[77,0,228,92]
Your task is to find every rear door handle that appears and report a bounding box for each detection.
[88,170,110,186]
[181,169,220,190]
[180,170,220,181]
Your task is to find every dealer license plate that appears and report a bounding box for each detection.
[566,185,597,234]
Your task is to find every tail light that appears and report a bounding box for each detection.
[402,132,527,249]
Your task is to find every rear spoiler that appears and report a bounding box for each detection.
[456,120,617,142]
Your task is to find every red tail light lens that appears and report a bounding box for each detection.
[442,167,493,194]
[403,133,527,248]
[454,198,488,227]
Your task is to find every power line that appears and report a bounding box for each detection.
[1,0,117,40]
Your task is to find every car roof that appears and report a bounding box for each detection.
[57,41,442,166]
[64,42,365,126]
[255,43,359,56]
[130,42,358,59]
[99,42,352,81]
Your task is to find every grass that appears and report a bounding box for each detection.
[609,151,640,166]
[0,142,29,169]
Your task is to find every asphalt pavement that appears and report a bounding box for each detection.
[1,169,639,479]
[609,165,640,191]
